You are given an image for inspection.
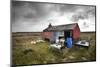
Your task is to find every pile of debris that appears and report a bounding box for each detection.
[75,40,89,47]
[50,38,65,50]
[30,39,45,45]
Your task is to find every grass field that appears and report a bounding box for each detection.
[12,32,96,65]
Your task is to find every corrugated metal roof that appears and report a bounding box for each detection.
[43,23,78,32]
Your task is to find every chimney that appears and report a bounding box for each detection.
[48,23,52,28]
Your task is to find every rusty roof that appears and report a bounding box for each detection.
[43,23,78,32]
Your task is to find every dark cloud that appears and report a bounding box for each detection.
[71,6,95,22]
[11,1,95,32]
[71,12,88,22]
[58,4,79,13]
[12,1,55,23]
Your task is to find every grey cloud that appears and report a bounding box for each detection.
[58,4,79,13]
[71,12,88,22]
[71,6,95,22]
[12,1,85,23]
[12,1,55,23]
[11,1,95,32]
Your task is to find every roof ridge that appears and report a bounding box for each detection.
[51,23,77,27]
[43,23,78,32]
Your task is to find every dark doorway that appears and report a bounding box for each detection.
[64,31,73,48]
[64,31,72,38]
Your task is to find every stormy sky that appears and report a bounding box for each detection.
[11,1,96,32]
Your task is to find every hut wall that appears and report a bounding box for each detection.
[53,31,64,43]
[73,25,80,40]
[42,32,54,41]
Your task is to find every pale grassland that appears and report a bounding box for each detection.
[12,32,96,65]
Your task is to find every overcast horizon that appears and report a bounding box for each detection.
[11,1,96,32]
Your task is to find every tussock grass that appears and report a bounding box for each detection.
[12,32,96,65]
